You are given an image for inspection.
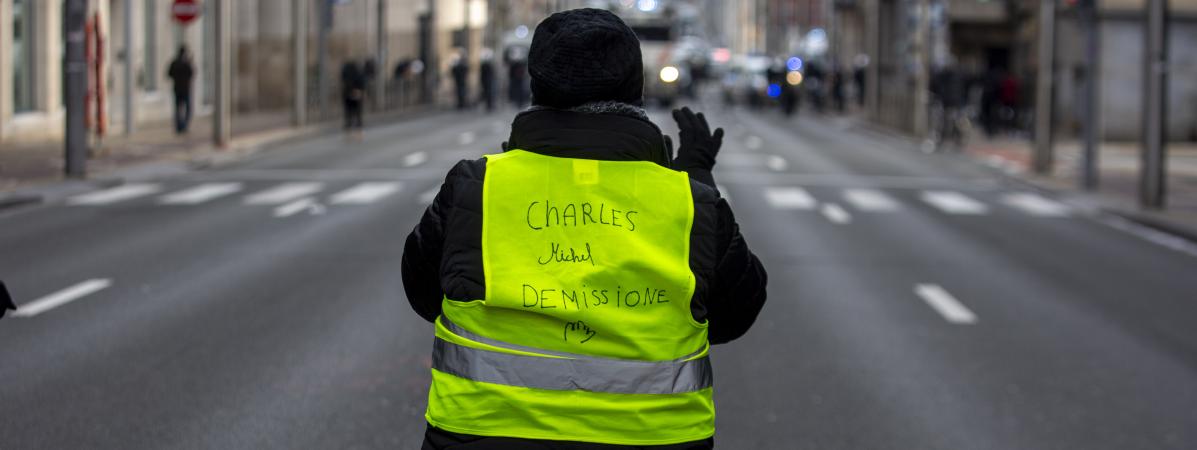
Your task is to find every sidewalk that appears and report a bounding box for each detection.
[966,136,1197,239]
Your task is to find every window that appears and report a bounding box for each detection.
[12,0,36,112]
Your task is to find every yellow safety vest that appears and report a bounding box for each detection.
[425,149,713,445]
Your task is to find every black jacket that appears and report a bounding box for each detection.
[402,108,768,450]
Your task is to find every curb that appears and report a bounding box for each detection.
[0,193,42,211]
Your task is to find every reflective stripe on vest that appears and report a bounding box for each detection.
[432,316,713,395]
[425,150,713,445]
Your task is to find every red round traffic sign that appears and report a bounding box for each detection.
[172,0,201,25]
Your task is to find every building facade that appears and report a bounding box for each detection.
[1,0,488,144]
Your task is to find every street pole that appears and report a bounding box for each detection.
[376,0,387,110]
[213,0,230,147]
[1079,0,1099,190]
[317,0,331,120]
[865,0,880,121]
[423,0,437,105]
[1033,0,1056,174]
[912,0,930,139]
[123,0,134,135]
[1141,0,1168,208]
[64,0,88,178]
[293,0,308,126]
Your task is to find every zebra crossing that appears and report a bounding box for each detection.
[755,185,1073,220]
[64,181,412,214]
[64,180,1075,221]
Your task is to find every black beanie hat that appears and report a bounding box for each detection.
[529,8,644,108]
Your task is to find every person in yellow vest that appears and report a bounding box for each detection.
[403,9,768,449]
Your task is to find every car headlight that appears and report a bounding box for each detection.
[659,66,680,83]
[786,71,803,86]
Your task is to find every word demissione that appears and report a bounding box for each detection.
[522,284,669,310]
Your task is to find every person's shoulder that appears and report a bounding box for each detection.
[687,178,721,206]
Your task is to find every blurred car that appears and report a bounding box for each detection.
[722,54,773,108]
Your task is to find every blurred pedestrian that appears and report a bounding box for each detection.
[450,50,469,110]
[341,61,365,134]
[478,48,497,112]
[167,46,194,134]
[853,54,868,108]
[999,71,1022,133]
[363,58,378,109]
[831,68,846,113]
[505,47,530,109]
[403,8,767,450]
[1,280,15,319]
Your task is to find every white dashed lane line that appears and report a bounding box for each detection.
[842,188,900,212]
[12,279,113,318]
[329,182,403,204]
[404,151,428,167]
[820,203,852,224]
[914,284,978,324]
[766,155,788,172]
[920,191,989,215]
[273,197,320,218]
[1001,193,1071,217]
[158,182,244,205]
[763,187,817,210]
[244,182,324,205]
[67,184,162,205]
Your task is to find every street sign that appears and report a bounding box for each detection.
[172,0,201,25]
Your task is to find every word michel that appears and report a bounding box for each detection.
[526,201,639,232]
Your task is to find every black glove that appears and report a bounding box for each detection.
[1,281,14,319]
[671,107,724,172]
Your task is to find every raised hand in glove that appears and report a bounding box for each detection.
[670,107,724,187]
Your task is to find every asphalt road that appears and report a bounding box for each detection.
[2,104,1196,449]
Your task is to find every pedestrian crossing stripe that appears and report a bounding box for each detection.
[62,181,1074,221]
[66,183,162,205]
[243,182,325,205]
[159,182,243,205]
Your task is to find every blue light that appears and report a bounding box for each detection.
[767,84,782,98]
[786,57,803,72]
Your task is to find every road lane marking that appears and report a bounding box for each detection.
[914,284,977,324]
[404,151,428,167]
[273,197,318,217]
[458,131,476,146]
[67,184,161,205]
[158,182,243,205]
[13,279,112,317]
[763,187,817,210]
[744,135,763,150]
[418,186,439,204]
[843,188,900,212]
[921,191,989,215]
[330,182,403,204]
[244,182,324,205]
[1001,193,1071,217]
[820,203,852,224]
[766,155,788,171]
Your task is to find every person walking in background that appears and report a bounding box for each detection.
[506,47,530,109]
[341,61,365,135]
[167,46,194,134]
[478,48,497,112]
[403,9,767,449]
[450,50,469,110]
